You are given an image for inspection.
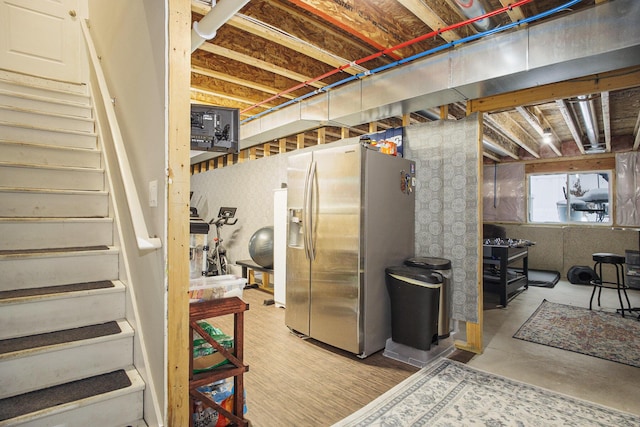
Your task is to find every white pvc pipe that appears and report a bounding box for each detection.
[191,0,251,53]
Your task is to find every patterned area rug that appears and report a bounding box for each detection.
[513,299,640,368]
[332,359,640,426]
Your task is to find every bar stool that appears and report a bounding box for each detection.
[589,253,633,317]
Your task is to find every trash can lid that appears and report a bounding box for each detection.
[386,265,443,284]
[405,256,451,270]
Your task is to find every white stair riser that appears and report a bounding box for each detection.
[0,123,96,149]
[0,78,89,105]
[0,332,133,399]
[0,219,113,250]
[0,251,118,291]
[0,291,125,340]
[0,190,108,218]
[0,92,93,118]
[0,164,104,191]
[0,141,101,168]
[1,108,94,133]
[3,370,144,427]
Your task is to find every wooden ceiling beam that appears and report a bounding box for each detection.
[516,106,562,156]
[556,99,586,155]
[482,132,519,160]
[468,66,640,113]
[633,107,640,151]
[190,85,277,109]
[483,151,502,162]
[198,41,326,89]
[600,91,612,152]
[499,0,526,23]
[486,111,540,158]
[191,65,296,99]
[531,105,563,156]
[228,14,365,76]
[396,0,461,43]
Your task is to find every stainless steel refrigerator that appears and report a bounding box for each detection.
[285,142,415,357]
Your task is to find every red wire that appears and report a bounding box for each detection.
[241,0,533,114]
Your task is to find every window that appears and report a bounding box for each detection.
[528,172,611,224]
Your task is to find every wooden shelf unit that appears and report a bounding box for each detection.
[189,297,249,426]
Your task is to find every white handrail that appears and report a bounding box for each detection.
[80,19,161,251]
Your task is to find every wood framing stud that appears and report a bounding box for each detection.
[317,127,326,145]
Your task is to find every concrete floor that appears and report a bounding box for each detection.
[469,279,640,416]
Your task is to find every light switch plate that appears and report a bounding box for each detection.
[149,180,158,207]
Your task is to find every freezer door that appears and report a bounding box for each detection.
[309,144,361,354]
[285,151,312,335]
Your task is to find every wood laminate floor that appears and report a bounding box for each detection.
[208,288,420,427]
[207,280,640,427]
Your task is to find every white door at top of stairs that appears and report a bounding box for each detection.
[0,0,82,83]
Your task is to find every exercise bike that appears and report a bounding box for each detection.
[205,207,238,276]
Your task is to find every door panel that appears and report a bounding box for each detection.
[285,152,312,335]
[309,145,361,354]
[0,0,80,82]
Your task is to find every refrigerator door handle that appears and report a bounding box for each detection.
[308,160,317,261]
[302,160,312,260]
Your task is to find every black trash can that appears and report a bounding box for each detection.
[405,257,452,338]
[385,265,443,351]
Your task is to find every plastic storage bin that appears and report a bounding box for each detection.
[385,265,442,351]
[404,257,452,338]
[189,275,247,302]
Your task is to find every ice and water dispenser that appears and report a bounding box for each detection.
[288,209,304,248]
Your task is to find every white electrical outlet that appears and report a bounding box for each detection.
[149,180,158,207]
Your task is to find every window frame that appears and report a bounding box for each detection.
[527,169,613,225]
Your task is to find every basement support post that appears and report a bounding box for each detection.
[167,0,191,424]
[455,111,484,354]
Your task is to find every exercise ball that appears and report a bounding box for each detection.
[248,226,274,268]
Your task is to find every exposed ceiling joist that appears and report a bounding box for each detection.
[189,0,640,166]
[486,112,540,158]
[530,105,562,156]
[516,106,561,156]
[600,91,611,152]
[556,99,585,155]
[198,41,326,89]
[191,65,296,99]
[499,0,526,23]
[396,0,461,43]
[483,150,501,162]
[633,109,640,150]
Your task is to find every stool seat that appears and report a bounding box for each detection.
[592,253,625,264]
[590,252,632,317]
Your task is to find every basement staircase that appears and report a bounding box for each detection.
[0,71,146,426]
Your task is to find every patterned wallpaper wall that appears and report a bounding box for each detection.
[404,116,480,323]
[191,118,481,323]
[190,153,287,275]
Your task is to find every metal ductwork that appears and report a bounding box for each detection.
[575,95,602,152]
[191,0,251,53]
[236,0,640,150]
[452,0,497,32]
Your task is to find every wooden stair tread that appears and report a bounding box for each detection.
[0,369,132,421]
[0,280,115,300]
[0,321,121,355]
